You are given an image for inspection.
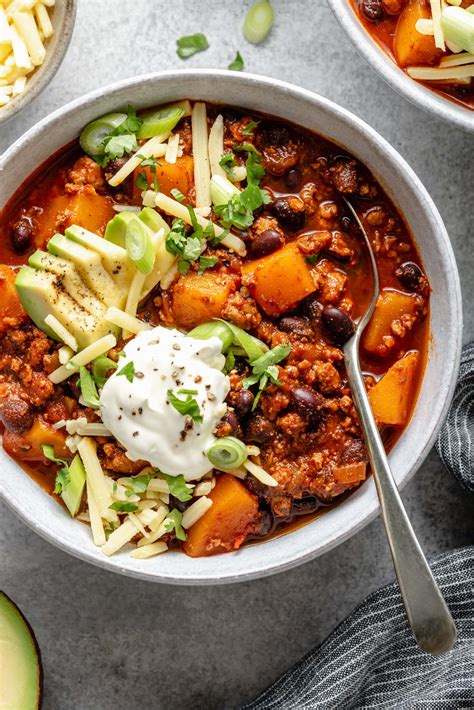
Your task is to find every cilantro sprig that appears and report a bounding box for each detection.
[159,473,193,502]
[117,361,136,383]
[243,343,292,410]
[228,51,244,71]
[41,444,70,495]
[167,388,203,424]
[165,509,187,541]
[214,148,270,230]
[219,152,238,181]
[98,106,143,166]
[109,501,139,513]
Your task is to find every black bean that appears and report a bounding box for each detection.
[259,122,291,146]
[0,400,34,434]
[169,495,188,513]
[303,294,323,322]
[292,496,321,515]
[279,316,313,337]
[395,261,424,292]
[220,411,240,436]
[11,218,33,254]
[290,387,324,418]
[251,229,283,258]
[256,509,274,537]
[271,199,305,230]
[232,389,254,417]
[246,415,274,444]
[360,0,384,21]
[285,168,300,191]
[322,307,354,345]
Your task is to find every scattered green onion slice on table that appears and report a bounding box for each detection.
[207,436,248,471]
[243,1,274,44]
[79,113,127,157]
[125,217,155,274]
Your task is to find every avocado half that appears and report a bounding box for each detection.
[0,591,43,709]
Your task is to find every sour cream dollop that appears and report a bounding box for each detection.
[100,326,230,481]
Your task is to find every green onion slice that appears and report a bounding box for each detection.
[79,113,127,157]
[210,175,240,207]
[125,217,155,274]
[219,320,268,362]
[188,321,234,352]
[79,367,100,409]
[92,356,117,387]
[104,211,137,248]
[441,6,474,53]
[137,103,186,140]
[207,436,248,471]
[243,1,274,45]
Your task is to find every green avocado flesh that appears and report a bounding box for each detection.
[0,592,42,709]
[62,454,86,516]
[14,225,141,349]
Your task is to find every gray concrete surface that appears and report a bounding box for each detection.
[0,2,473,708]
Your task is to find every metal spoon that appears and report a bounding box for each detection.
[341,197,457,655]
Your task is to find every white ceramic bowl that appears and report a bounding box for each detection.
[0,70,462,584]
[0,0,76,126]
[328,0,474,134]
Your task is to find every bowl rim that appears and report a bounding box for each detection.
[327,0,474,134]
[0,0,77,127]
[0,69,463,584]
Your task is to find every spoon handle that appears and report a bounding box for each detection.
[344,337,457,655]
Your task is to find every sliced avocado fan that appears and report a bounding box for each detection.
[15,225,135,349]
[0,591,43,709]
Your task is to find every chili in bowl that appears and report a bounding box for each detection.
[328,0,474,132]
[0,71,462,583]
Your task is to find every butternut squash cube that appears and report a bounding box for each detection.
[242,241,317,316]
[363,289,421,355]
[183,474,259,557]
[36,188,115,247]
[0,265,26,330]
[368,351,419,426]
[133,155,194,200]
[394,0,443,68]
[172,271,234,330]
[3,418,70,462]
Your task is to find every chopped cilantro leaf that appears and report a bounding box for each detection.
[305,254,319,265]
[79,366,100,409]
[219,152,238,181]
[117,361,136,383]
[122,473,153,494]
[41,444,70,494]
[242,343,292,410]
[109,501,139,513]
[135,172,149,191]
[103,133,137,159]
[165,509,187,541]
[100,106,143,164]
[167,388,203,424]
[228,51,244,71]
[176,33,209,59]
[215,150,270,230]
[159,473,193,502]
[242,120,259,136]
[198,255,219,274]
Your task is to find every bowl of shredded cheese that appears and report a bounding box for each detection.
[0,0,76,124]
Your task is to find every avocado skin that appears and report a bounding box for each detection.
[0,591,43,709]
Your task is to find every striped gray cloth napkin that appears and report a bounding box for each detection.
[245,343,474,710]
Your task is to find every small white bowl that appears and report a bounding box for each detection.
[0,71,463,584]
[0,0,76,126]
[328,0,474,134]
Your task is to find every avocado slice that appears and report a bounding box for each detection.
[15,267,116,349]
[65,224,135,291]
[47,233,126,309]
[104,211,137,248]
[28,250,106,318]
[62,454,86,517]
[0,591,43,709]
